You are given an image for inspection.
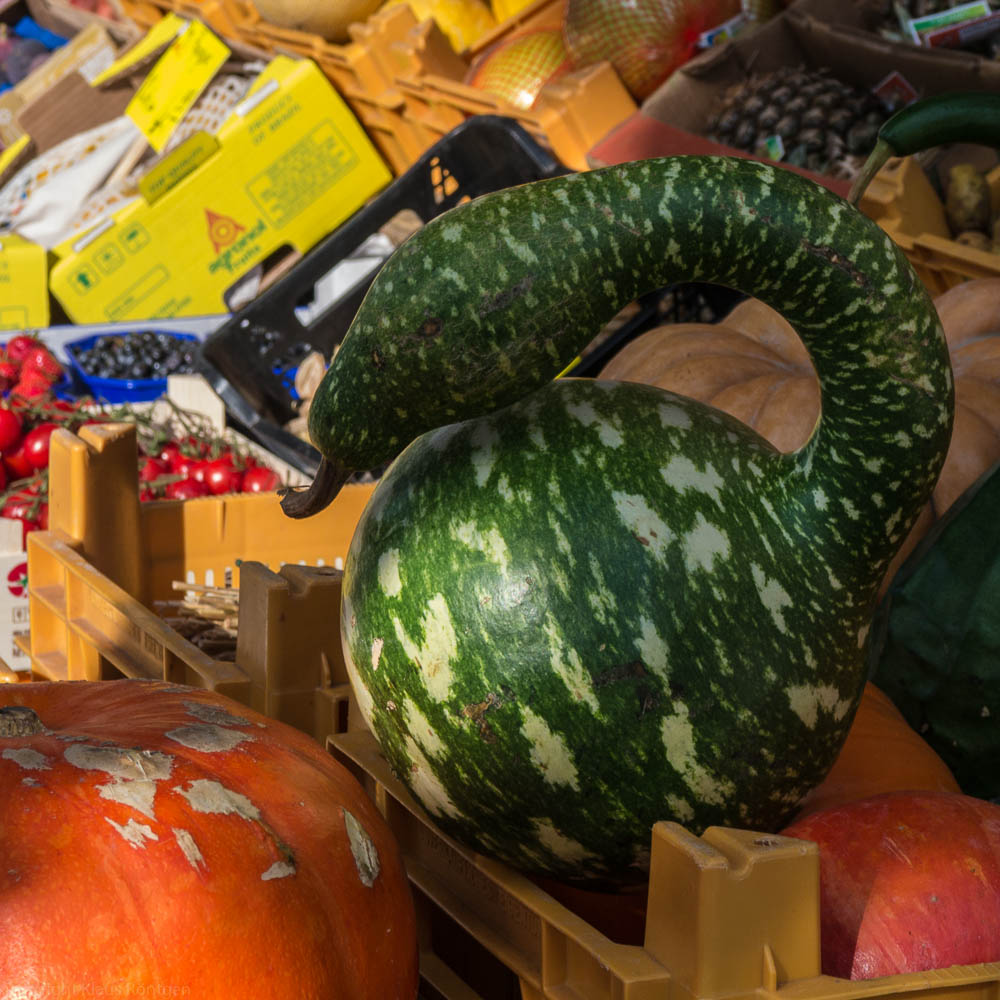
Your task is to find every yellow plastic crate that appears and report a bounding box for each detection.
[21,419,375,742]
[860,157,1000,296]
[332,724,1000,1000]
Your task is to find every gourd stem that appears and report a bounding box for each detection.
[278,458,349,518]
[848,138,893,206]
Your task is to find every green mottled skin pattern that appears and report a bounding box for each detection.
[331,156,953,887]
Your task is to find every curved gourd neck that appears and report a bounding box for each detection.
[325,156,953,581]
[541,157,952,580]
[628,158,953,582]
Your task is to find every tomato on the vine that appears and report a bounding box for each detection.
[164,478,210,500]
[0,407,23,453]
[23,422,59,471]
[204,459,244,495]
[1,488,45,545]
[159,442,182,468]
[4,439,33,480]
[4,335,38,364]
[138,456,169,484]
[242,466,280,493]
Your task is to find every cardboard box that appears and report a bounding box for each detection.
[0,232,49,330]
[0,517,30,674]
[787,0,1000,92]
[49,54,392,323]
[0,22,121,148]
[633,0,1000,169]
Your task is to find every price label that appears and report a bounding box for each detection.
[126,20,230,153]
[91,12,185,87]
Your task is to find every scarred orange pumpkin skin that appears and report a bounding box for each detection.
[0,679,419,999]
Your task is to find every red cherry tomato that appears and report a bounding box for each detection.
[164,478,210,501]
[159,442,182,467]
[3,439,33,481]
[241,466,280,493]
[204,459,244,495]
[2,489,42,546]
[138,456,169,484]
[22,422,58,471]
[189,459,211,484]
[0,407,23,453]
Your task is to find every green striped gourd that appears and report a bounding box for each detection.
[311,156,953,886]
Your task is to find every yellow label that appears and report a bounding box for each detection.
[126,21,230,153]
[0,134,30,178]
[90,12,185,86]
[138,131,219,204]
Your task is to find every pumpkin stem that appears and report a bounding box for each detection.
[0,705,47,737]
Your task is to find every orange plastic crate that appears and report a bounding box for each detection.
[860,157,1000,296]
[331,725,1000,999]
[237,0,636,173]
[22,420,374,741]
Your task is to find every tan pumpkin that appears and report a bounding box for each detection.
[599,280,1000,586]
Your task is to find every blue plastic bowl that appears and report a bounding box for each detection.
[63,331,200,403]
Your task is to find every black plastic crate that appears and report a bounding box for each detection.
[194,115,570,475]
[195,115,745,476]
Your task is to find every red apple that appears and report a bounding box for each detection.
[782,791,1000,979]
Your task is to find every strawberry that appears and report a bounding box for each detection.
[4,334,39,364]
[10,371,53,402]
[20,344,62,384]
[0,360,18,392]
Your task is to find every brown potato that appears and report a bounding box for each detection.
[945,163,992,235]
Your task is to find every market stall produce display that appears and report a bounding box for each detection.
[3,0,1000,991]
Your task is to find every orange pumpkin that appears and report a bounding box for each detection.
[533,682,957,946]
[599,280,1000,586]
[0,679,419,998]
[794,682,960,820]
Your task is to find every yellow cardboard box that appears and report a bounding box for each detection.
[49,55,392,322]
[0,232,49,330]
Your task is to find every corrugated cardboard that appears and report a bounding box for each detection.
[632,1,1000,169]
[18,71,136,155]
[0,22,121,148]
[48,54,392,323]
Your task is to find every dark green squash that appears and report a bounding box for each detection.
[295,155,953,886]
